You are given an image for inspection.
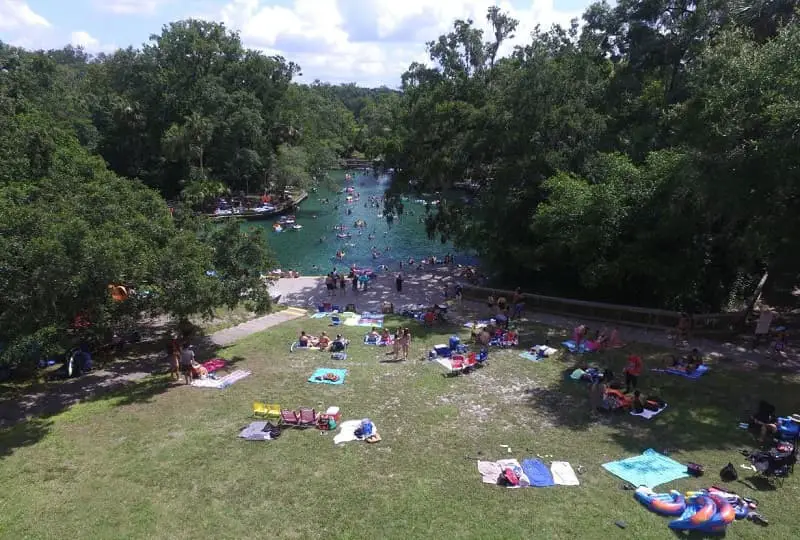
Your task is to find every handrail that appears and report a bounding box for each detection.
[461,284,745,337]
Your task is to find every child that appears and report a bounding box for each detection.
[623,354,642,393]
[401,328,411,360]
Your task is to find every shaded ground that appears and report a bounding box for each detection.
[1,314,798,539]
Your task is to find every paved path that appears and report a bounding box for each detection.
[209,306,307,346]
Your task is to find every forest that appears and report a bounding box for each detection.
[0,19,397,370]
[2,1,799,370]
[382,0,800,313]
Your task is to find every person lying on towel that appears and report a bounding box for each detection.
[631,391,665,413]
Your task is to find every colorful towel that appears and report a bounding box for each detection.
[308,368,348,385]
[191,369,251,389]
[562,340,587,353]
[631,404,668,419]
[522,459,555,487]
[519,351,544,362]
[202,358,226,372]
[602,448,688,488]
[550,461,580,486]
[477,460,503,484]
[364,335,393,346]
[652,365,709,379]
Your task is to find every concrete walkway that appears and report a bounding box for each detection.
[210,306,307,346]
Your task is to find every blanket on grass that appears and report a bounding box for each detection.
[630,404,668,419]
[364,335,393,346]
[651,364,709,379]
[191,369,251,389]
[550,461,580,486]
[308,368,348,385]
[602,448,688,488]
[522,459,555,487]
[202,358,226,372]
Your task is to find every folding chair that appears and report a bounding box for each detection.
[298,407,318,427]
[280,409,300,426]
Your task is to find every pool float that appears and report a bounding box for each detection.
[669,495,722,533]
[703,488,752,520]
[634,487,686,516]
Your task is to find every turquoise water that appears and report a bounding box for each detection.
[250,170,475,275]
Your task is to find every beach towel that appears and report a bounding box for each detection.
[496,459,531,488]
[310,312,329,319]
[562,340,592,354]
[308,368,348,385]
[631,404,668,419]
[334,419,362,444]
[602,448,689,488]
[463,320,490,329]
[364,336,393,346]
[202,358,226,372]
[238,421,274,441]
[519,351,544,362]
[290,342,322,352]
[435,357,465,373]
[652,364,709,379]
[550,461,580,486]
[570,368,586,380]
[191,369,251,389]
[477,460,503,484]
[522,459,555,487]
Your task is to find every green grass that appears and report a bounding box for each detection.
[192,304,286,334]
[1,316,799,539]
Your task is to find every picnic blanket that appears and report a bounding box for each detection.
[631,404,668,420]
[238,421,275,441]
[550,461,580,486]
[602,448,688,488]
[522,459,555,487]
[435,357,467,373]
[191,369,251,389]
[202,358,226,372]
[519,351,544,362]
[562,340,597,353]
[364,336,393,346]
[308,368,347,385]
[477,460,503,484]
[652,365,709,379]
[519,346,558,362]
[334,420,362,444]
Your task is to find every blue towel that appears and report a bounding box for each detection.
[656,364,709,379]
[602,449,689,488]
[519,351,543,362]
[308,368,348,385]
[309,312,329,319]
[522,459,555,487]
[561,340,591,354]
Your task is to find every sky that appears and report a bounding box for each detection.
[0,0,595,87]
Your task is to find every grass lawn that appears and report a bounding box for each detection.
[1,315,799,539]
[192,304,287,334]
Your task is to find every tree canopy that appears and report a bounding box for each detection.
[0,20,370,371]
[383,1,800,312]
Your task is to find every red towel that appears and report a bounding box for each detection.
[202,358,227,372]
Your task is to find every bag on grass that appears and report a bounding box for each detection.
[687,462,704,477]
[498,468,520,487]
[720,462,738,482]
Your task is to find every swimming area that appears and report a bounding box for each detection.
[249,170,476,275]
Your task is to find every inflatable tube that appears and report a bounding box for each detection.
[669,495,717,532]
[634,487,686,516]
[108,284,129,302]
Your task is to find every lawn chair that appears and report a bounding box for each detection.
[748,444,797,487]
[331,314,342,326]
[298,407,318,427]
[280,409,300,426]
[253,402,281,420]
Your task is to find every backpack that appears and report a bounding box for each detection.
[720,462,738,482]
[498,468,520,487]
[687,462,704,477]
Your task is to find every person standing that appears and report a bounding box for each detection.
[401,328,412,360]
[339,274,347,296]
[169,334,181,381]
[396,273,403,293]
[180,343,195,385]
[623,354,642,393]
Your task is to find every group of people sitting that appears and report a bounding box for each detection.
[469,321,518,348]
[668,348,704,373]
[366,326,412,360]
[486,287,525,320]
[573,324,625,351]
[298,331,348,352]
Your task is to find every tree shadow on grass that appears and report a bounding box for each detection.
[0,322,242,458]
[524,350,800,454]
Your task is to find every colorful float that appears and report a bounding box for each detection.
[635,488,686,516]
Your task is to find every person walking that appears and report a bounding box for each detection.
[401,328,412,361]
[395,273,403,293]
[179,343,195,385]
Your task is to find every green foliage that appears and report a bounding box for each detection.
[386,3,800,311]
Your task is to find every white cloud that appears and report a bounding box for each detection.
[0,0,50,31]
[70,31,99,49]
[214,0,584,86]
[93,0,164,15]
